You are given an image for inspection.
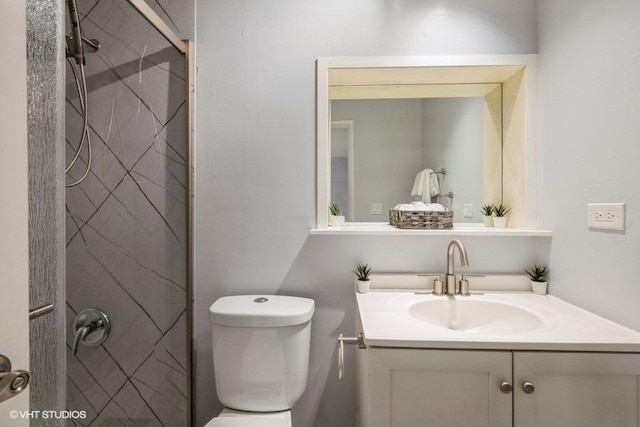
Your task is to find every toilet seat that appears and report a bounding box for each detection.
[204,409,292,427]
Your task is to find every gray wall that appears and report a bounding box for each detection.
[537,0,640,330]
[195,1,538,426]
[421,97,485,221]
[331,157,349,221]
[64,0,192,425]
[145,0,195,41]
[332,99,423,222]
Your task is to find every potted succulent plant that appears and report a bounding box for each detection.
[329,202,345,227]
[480,204,495,227]
[354,264,372,294]
[525,264,549,295]
[492,203,511,228]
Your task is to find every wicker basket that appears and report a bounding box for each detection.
[389,209,454,229]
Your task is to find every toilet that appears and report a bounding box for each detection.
[206,295,315,427]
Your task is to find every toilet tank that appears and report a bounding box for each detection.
[209,295,315,412]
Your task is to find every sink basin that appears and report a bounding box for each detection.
[357,283,640,351]
[408,299,546,334]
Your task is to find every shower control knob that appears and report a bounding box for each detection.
[522,382,535,394]
[499,381,513,394]
[72,309,111,355]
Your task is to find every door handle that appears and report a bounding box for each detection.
[29,303,54,320]
[0,354,30,403]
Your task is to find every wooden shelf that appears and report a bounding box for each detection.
[310,223,552,237]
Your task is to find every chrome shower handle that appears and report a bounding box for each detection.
[72,325,89,355]
[72,309,111,355]
[72,319,102,355]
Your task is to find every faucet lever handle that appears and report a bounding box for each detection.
[459,278,470,296]
[433,276,443,295]
[459,274,484,296]
[418,274,443,295]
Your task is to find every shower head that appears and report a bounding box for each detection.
[66,0,84,65]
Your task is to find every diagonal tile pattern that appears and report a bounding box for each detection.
[65,0,188,425]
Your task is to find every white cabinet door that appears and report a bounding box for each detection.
[367,348,512,427]
[515,352,640,427]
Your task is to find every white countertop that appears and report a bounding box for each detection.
[356,291,640,352]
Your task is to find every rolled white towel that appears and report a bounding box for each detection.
[425,203,445,212]
[396,204,415,211]
[411,201,428,211]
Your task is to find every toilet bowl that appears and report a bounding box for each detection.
[206,295,315,427]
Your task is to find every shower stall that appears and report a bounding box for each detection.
[26,0,194,425]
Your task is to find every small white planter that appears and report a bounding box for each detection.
[356,279,370,294]
[329,215,345,227]
[482,215,493,227]
[531,280,548,295]
[493,216,507,228]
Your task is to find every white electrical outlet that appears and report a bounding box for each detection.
[463,204,473,218]
[587,203,626,231]
[371,203,383,215]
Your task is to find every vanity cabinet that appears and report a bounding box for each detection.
[514,352,640,427]
[359,348,640,427]
[362,348,512,427]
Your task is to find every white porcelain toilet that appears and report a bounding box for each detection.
[205,295,315,427]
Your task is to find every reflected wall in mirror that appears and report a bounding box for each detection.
[317,56,538,230]
[331,85,502,223]
[331,120,354,221]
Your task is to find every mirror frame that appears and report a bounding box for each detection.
[316,55,539,230]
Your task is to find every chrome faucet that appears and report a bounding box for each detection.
[445,239,469,295]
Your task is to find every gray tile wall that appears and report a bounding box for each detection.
[65,1,188,425]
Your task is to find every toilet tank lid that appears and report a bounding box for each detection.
[209,295,315,327]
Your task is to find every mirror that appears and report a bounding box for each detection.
[331,87,502,223]
[317,56,537,229]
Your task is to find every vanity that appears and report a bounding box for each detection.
[318,55,640,426]
[352,274,640,427]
